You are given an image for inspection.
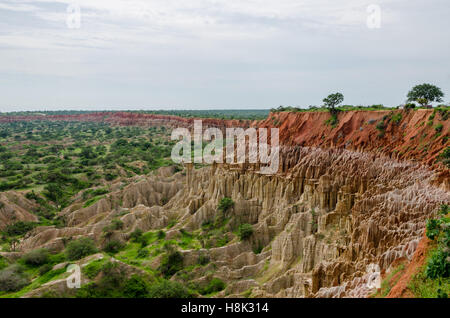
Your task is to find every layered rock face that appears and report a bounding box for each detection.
[177,147,448,297]
[14,145,449,298]
[5,110,449,298]
[260,109,449,166]
[17,167,184,252]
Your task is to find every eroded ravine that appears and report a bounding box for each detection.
[9,146,448,298]
[1,110,448,298]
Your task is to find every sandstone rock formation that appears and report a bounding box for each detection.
[13,145,449,298]
[2,110,448,298]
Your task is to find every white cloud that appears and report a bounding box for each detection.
[0,0,449,110]
[0,2,39,12]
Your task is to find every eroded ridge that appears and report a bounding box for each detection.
[7,146,448,298]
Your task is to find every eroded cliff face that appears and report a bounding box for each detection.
[13,147,449,298]
[5,110,449,298]
[261,109,449,167]
[178,147,448,297]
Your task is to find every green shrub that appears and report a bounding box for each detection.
[179,228,192,237]
[167,220,177,229]
[123,275,150,298]
[97,261,125,289]
[437,282,448,298]
[38,263,53,276]
[391,113,402,124]
[376,121,386,133]
[130,228,150,246]
[214,233,229,247]
[82,259,105,279]
[76,262,150,298]
[218,197,234,212]
[4,221,37,237]
[148,279,192,298]
[22,248,49,266]
[105,173,117,181]
[83,195,105,208]
[439,204,449,216]
[103,219,124,233]
[138,236,149,248]
[92,188,109,196]
[77,262,127,298]
[426,249,449,279]
[0,265,30,292]
[0,256,8,271]
[197,254,210,266]
[137,248,149,258]
[130,228,143,242]
[38,267,66,285]
[157,230,166,240]
[253,244,264,254]
[65,237,97,261]
[426,219,441,240]
[111,219,124,230]
[103,240,125,254]
[159,251,184,278]
[238,224,254,241]
[424,204,450,280]
[435,123,443,133]
[440,147,450,168]
[200,278,226,295]
[324,113,339,127]
[48,252,66,264]
[437,108,449,120]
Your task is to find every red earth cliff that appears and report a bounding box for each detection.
[259,109,449,168]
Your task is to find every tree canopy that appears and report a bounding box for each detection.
[407,84,444,106]
[323,93,344,110]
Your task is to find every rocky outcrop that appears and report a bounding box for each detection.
[260,109,449,167]
[15,146,449,298]
[0,192,39,230]
[171,146,448,298]
[6,110,449,298]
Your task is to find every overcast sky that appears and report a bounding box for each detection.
[0,0,449,111]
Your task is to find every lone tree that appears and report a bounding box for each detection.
[407,83,444,107]
[323,92,344,115]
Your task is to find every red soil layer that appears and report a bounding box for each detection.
[1,109,448,297]
[386,232,431,298]
[2,110,448,169]
[259,110,449,169]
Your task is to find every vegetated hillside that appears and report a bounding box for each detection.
[0,109,448,298]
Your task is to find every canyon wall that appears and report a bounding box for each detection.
[11,146,449,298]
[260,109,449,168]
[2,109,449,298]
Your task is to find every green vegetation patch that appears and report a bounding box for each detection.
[409,204,450,298]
